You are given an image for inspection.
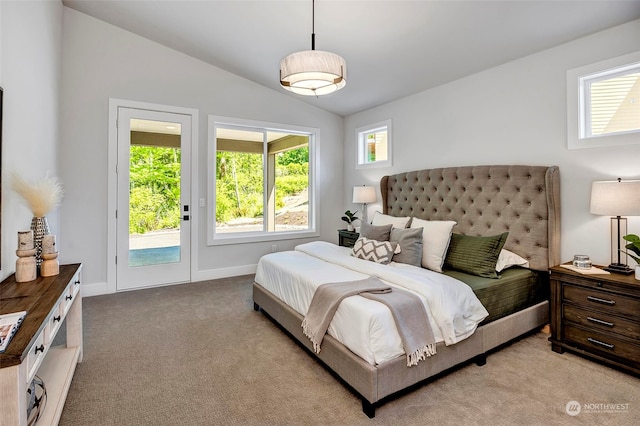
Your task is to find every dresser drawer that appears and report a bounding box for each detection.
[60,278,79,315]
[26,330,46,382]
[563,284,640,318]
[564,323,640,364]
[45,302,64,344]
[563,304,640,340]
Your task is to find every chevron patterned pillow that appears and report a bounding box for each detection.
[352,237,401,265]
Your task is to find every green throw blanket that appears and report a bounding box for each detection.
[302,277,436,367]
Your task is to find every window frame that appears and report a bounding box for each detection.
[567,51,640,150]
[355,119,392,169]
[207,115,318,245]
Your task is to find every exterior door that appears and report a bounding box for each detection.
[116,107,191,290]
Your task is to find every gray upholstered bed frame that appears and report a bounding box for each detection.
[253,165,560,417]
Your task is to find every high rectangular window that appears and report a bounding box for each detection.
[567,52,640,149]
[583,65,640,138]
[356,120,392,169]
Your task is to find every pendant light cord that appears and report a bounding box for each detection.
[311,0,316,51]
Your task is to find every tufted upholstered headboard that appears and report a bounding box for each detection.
[380,165,560,272]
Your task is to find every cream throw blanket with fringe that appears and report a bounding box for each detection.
[302,277,436,367]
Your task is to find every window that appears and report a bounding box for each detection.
[208,116,317,244]
[356,120,392,168]
[567,51,640,149]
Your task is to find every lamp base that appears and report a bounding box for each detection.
[604,263,635,274]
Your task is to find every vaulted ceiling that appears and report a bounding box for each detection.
[63,0,640,117]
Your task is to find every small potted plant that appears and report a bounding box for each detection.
[621,234,640,279]
[341,210,359,232]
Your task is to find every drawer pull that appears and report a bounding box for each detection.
[587,317,614,327]
[34,345,45,354]
[53,315,61,323]
[586,295,616,306]
[587,337,614,350]
[75,280,80,285]
[66,295,73,301]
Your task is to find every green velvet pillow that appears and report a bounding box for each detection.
[444,232,509,278]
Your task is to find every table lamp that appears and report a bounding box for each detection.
[353,186,377,224]
[590,178,640,273]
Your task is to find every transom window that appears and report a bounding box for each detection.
[208,117,317,244]
[567,51,640,149]
[582,64,639,138]
[356,120,392,168]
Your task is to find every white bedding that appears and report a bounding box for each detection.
[254,241,488,365]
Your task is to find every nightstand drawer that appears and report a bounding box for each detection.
[563,284,640,318]
[564,323,640,364]
[563,304,640,340]
[338,230,359,248]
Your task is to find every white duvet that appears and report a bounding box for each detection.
[254,241,488,365]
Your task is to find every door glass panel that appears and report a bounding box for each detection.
[128,118,182,266]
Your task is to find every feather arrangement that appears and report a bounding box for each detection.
[11,173,64,217]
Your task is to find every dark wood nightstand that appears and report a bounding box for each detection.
[549,264,640,375]
[338,229,359,248]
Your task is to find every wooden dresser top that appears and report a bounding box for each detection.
[0,264,81,367]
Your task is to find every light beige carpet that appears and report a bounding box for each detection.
[59,275,639,425]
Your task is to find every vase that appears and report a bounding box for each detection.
[636,265,640,281]
[30,216,50,267]
[347,223,354,232]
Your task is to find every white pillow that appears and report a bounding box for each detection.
[409,218,456,272]
[496,249,529,272]
[371,211,411,228]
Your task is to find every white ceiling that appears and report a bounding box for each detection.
[62,0,640,117]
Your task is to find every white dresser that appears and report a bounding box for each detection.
[0,263,83,426]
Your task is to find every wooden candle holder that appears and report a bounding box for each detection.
[16,248,37,282]
[41,252,60,277]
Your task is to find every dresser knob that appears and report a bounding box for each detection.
[75,280,80,285]
[596,282,602,287]
[66,295,73,301]
[35,345,45,354]
[53,315,61,323]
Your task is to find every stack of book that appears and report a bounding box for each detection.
[0,311,27,353]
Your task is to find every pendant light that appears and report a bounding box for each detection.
[279,0,347,96]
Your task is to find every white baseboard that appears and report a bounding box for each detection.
[81,264,258,297]
[81,281,109,297]
[191,264,257,282]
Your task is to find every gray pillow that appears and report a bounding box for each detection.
[390,227,423,267]
[359,222,393,242]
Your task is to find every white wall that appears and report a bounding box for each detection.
[344,19,640,267]
[59,8,344,294]
[0,0,63,279]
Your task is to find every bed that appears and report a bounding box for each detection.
[253,165,560,417]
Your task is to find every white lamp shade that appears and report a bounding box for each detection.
[353,186,377,204]
[590,180,640,216]
[280,50,346,96]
